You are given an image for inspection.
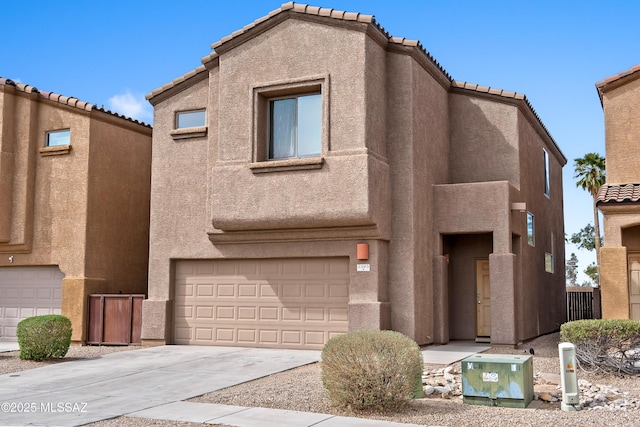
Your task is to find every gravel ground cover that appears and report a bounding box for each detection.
[2,334,640,426]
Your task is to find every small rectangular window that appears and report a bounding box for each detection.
[176,110,206,129]
[543,149,550,197]
[545,253,554,273]
[46,129,70,147]
[269,93,321,159]
[527,212,535,246]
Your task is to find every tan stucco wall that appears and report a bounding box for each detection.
[0,84,152,342]
[598,207,640,320]
[600,246,630,319]
[85,117,152,295]
[144,12,565,347]
[0,89,91,272]
[449,94,520,188]
[516,109,566,339]
[385,50,449,344]
[210,18,389,236]
[601,75,640,184]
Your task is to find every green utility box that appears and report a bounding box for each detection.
[461,354,534,408]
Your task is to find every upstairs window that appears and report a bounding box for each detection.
[46,129,70,147]
[269,93,321,160]
[176,109,206,129]
[527,212,535,246]
[543,149,550,197]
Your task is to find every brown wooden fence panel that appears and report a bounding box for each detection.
[87,294,144,345]
[566,287,601,321]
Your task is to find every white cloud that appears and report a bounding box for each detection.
[107,91,153,123]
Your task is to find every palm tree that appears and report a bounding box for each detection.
[573,153,606,268]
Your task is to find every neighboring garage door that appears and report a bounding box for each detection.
[174,258,349,349]
[0,266,63,342]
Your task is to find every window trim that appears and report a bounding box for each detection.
[253,76,328,170]
[40,129,71,156]
[170,109,207,140]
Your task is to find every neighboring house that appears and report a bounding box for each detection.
[0,78,152,343]
[596,64,640,320]
[143,2,567,349]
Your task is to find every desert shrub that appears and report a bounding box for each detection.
[560,319,640,375]
[321,329,423,411]
[16,314,72,361]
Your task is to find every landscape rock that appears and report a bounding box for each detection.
[422,367,638,411]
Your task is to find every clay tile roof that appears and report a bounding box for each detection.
[146,65,208,100]
[211,2,376,50]
[597,184,640,205]
[0,77,150,127]
[595,64,640,104]
[596,64,640,90]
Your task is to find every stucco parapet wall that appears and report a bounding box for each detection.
[0,77,151,129]
[451,80,566,165]
[596,63,640,103]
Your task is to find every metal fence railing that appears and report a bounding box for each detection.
[566,286,601,321]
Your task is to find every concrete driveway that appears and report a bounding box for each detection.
[0,345,321,426]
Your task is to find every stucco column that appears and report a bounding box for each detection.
[141,300,172,345]
[600,246,629,319]
[141,257,173,345]
[348,239,391,331]
[489,253,517,345]
[432,255,449,344]
[62,277,105,343]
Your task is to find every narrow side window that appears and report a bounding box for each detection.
[543,149,550,197]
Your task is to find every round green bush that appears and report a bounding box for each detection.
[321,329,423,411]
[16,314,72,361]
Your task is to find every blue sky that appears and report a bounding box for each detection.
[4,0,637,282]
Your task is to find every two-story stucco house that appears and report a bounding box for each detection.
[142,2,566,349]
[596,64,640,320]
[0,78,152,343]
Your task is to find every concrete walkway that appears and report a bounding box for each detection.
[0,342,488,426]
[422,341,491,365]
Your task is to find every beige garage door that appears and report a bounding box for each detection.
[174,258,349,349]
[0,266,63,342]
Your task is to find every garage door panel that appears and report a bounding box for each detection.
[0,266,63,342]
[238,284,257,297]
[237,329,256,343]
[259,284,278,298]
[329,307,348,322]
[237,307,256,320]
[216,284,236,297]
[174,258,349,349]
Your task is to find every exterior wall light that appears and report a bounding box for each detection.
[356,243,369,260]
